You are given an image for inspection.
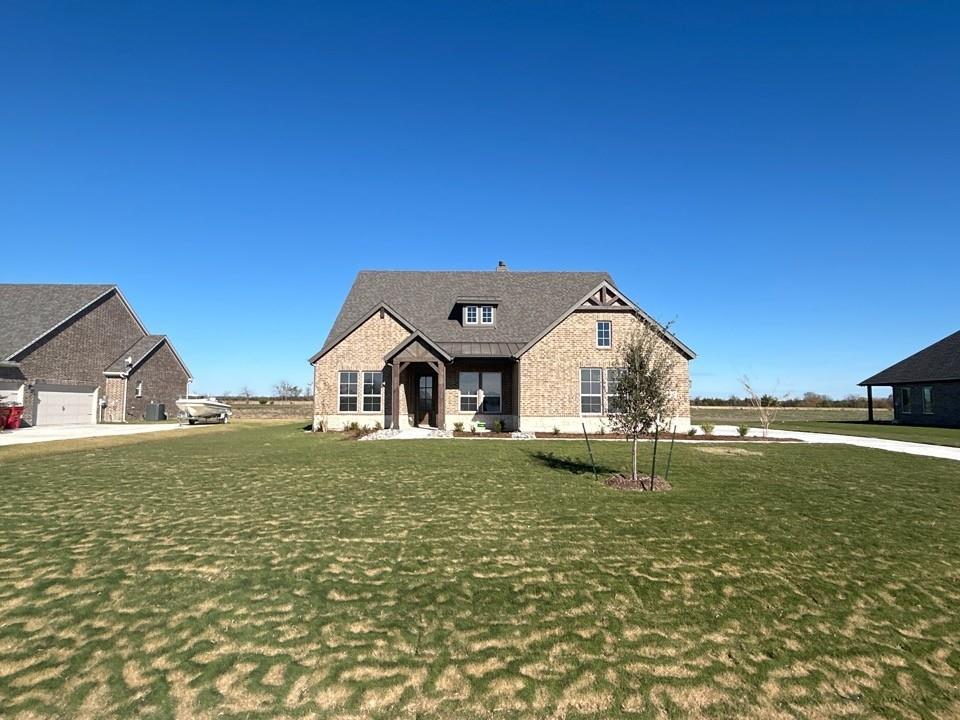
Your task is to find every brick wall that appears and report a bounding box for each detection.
[444,359,518,430]
[13,292,145,425]
[518,310,690,431]
[313,312,410,430]
[103,377,126,422]
[124,342,190,421]
[893,381,960,428]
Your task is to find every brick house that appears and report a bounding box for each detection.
[310,265,695,433]
[0,284,191,425]
[860,329,960,428]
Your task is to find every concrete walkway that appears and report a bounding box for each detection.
[0,422,190,447]
[713,425,960,462]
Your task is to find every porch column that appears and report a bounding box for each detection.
[391,362,400,429]
[867,385,874,423]
[437,362,446,430]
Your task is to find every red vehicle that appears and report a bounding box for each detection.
[1,405,24,430]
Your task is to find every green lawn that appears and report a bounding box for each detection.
[692,406,893,425]
[2,425,959,718]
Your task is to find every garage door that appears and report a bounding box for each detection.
[35,385,96,425]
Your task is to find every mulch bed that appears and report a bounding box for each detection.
[604,473,672,492]
[452,432,514,438]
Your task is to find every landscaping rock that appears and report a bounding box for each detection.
[510,431,537,440]
[358,428,401,441]
[428,429,453,438]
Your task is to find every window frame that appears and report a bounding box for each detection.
[899,386,912,415]
[580,367,603,414]
[464,305,479,325]
[596,320,612,348]
[606,367,624,415]
[458,370,503,414]
[338,371,359,412]
[922,385,933,415]
[135,380,143,398]
[480,305,495,324]
[362,370,383,413]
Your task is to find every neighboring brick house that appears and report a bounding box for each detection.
[860,329,960,428]
[310,265,695,433]
[0,284,191,425]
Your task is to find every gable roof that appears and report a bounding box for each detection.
[0,284,147,360]
[104,335,193,379]
[312,270,695,362]
[860,330,960,386]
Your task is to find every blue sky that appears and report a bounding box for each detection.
[2,2,957,398]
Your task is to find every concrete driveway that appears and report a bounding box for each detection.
[714,425,960,462]
[0,422,190,447]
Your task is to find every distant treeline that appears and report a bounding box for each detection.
[693,392,893,409]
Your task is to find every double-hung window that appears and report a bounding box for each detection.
[362,371,382,412]
[464,305,478,325]
[597,321,612,348]
[899,387,912,415]
[580,368,602,414]
[339,371,358,412]
[459,371,502,413]
[922,386,933,415]
[135,381,143,398]
[606,368,624,414]
[481,305,494,324]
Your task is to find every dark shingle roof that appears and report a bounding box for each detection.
[0,284,116,360]
[105,335,166,374]
[313,270,695,361]
[317,271,610,359]
[860,330,960,385]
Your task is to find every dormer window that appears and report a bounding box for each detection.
[464,305,478,325]
[481,305,494,324]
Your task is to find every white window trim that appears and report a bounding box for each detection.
[339,371,359,413]
[464,305,478,325]
[922,385,934,415]
[361,370,383,413]
[480,305,495,324]
[580,367,603,415]
[135,380,143,398]
[597,320,612,349]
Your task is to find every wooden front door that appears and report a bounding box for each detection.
[416,374,435,427]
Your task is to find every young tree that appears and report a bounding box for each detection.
[239,386,254,403]
[608,324,675,490]
[740,376,788,438]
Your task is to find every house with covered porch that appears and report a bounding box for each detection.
[310,264,694,434]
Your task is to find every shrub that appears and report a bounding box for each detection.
[687,427,698,437]
[493,419,504,433]
[347,421,360,432]
[700,423,715,436]
[599,425,606,435]
[258,399,268,405]
[453,422,464,432]
[737,424,750,437]
[470,425,477,434]
[374,422,382,431]
[552,426,560,436]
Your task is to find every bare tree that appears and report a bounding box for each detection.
[740,376,788,438]
[239,386,254,403]
[608,324,675,489]
[273,380,296,400]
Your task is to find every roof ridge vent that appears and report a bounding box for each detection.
[496,260,509,272]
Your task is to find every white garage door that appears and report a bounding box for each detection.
[35,385,96,426]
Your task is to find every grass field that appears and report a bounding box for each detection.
[691,406,894,424]
[2,425,959,718]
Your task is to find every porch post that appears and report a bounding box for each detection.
[391,362,400,429]
[867,385,874,423]
[437,362,446,430]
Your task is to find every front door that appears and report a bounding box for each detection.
[416,374,435,427]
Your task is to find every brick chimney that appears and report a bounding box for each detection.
[496,260,509,272]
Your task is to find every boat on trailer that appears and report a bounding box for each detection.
[175,395,232,425]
